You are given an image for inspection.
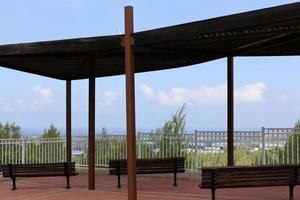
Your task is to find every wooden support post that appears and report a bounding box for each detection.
[227,56,234,166]
[66,80,72,162]
[88,58,96,190]
[124,6,137,200]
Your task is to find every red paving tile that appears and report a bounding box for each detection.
[0,173,299,200]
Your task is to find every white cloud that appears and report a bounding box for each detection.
[33,85,53,100]
[98,91,119,107]
[31,85,54,109]
[14,86,54,110]
[139,84,154,98]
[155,85,227,106]
[235,82,266,103]
[139,82,266,106]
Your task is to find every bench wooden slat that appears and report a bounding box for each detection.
[1,162,78,190]
[202,173,291,181]
[202,178,292,188]
[200,165,299,200]
[109,157,185,188]
[202,181,292,189]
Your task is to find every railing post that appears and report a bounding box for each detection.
[21,138,25,164]
[262,127,266,165]
[194,130,199,171]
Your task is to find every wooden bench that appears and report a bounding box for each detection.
[109,157,185,188]
[1,162,78,190]
[200,165,299,200]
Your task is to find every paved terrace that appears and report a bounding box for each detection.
[0,172,299,200]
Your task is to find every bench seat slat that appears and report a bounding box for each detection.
[109,157,185,188]
[202,169,292,175]
[110,168,185,174]
[202,173,292,181]
[2,165,77,177]
[201,165,299,200]
[109,157,185,174]
[202,165,293,171]
[202,177,291,186]
[12,172,78,177]
[202,170,291,177]
[201,181,292,189]
[1,162,78,190]
[201,176,292,182]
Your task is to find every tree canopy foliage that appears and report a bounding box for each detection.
[0,122,21,139]
[154,104,187,157]
[156,104,186,136]
[294,120,300,132]
[42,124,61,138]
[99,126,108,137]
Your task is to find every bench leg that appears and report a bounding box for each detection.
[117,174,121,188]
[211,188,216,200]
[66,176,71,189]
[289,185,294,200]
[173,172,177,187]
[11,177,17,191]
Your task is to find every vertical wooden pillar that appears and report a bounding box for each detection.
[124,6,137,200]
[227,56,234,166]
[88,58,96,190]
[66,80,72,162]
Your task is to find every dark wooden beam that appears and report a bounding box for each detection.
[0,35,122,56]
[227,56,234,166]
[124,6,137,200]
[66,80,72,162]
[88,58,96,190]
[230,31,300,56]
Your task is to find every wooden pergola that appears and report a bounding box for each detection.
[0,2,300,200]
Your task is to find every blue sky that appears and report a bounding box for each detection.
[0,0,300,135]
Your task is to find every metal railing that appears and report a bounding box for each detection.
[0,138,66,164]
[0,127,299,171]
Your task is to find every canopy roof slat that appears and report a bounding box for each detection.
[0,2,300,80]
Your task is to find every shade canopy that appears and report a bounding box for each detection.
[0,2,300,80]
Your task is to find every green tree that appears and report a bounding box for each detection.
[156,104,186,135]
[284,120,300,164]
[99,127,108,138]
[95,127,127,166]
[26,124,65,163]
[155,104,187,157]
[96,126,109,165]
[0,122,21,139]
[42,123,61,138]
[0,122,22,163]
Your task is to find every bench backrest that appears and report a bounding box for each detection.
[2,162,77,177]
[109,157,185,175]
[201,165,300,189]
